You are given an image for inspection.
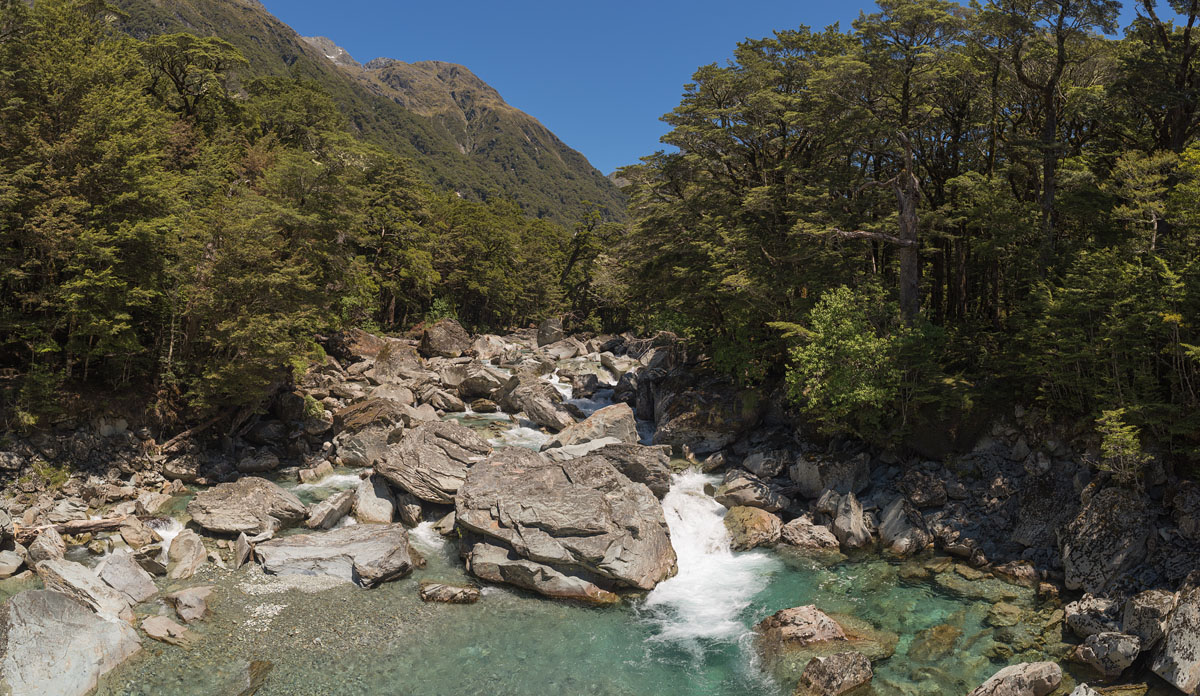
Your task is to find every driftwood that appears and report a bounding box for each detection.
[159,414,223,453]
[15,515,132,545]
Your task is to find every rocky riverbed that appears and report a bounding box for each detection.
[0,318,1196,695]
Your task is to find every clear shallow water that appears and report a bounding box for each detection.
[93,469,1062,696]
[88,363,1082,696]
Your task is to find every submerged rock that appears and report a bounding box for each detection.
[967,662,1062,696]
[141,615,195,648]
[186,477,307,535]
[418,581,481,604]
[254,523,416,588]
[456,447,676,602]
[0,590,142,696]
[376,421,491,504]
[797,651,872,696]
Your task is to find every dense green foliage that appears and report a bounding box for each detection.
[618,0,1200,456]
[0,0,609,428]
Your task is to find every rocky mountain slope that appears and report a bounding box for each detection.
[112,0,625,224]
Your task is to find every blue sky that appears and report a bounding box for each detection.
[262,0,1144,175]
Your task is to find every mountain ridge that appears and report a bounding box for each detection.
[113,0,625,223]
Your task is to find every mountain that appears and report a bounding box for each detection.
[112,0,625,223]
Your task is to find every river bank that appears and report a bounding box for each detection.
[0,319,1195,695]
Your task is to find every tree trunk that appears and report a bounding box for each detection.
[895,164,921,325]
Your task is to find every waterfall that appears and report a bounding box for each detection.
[643,472,779,647]
[146,517,184,565]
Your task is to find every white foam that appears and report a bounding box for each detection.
[409,520,455,564]
[489,425,550,451]
[643,472,779,647]
[547,370,573,399]
[292,473,363,493]
[146,517,184,565]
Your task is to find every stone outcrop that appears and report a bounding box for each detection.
[419,318,471,358]
[1074,632,1139,680]
[967,662,1062,696]
[878,497,932,557]
[723,506,782,551]
[255,523,417,588]
[714,469,790,512]
[35,559,133,623]
[376,421,491,504]
[832,492,872,550]
[1065,595,1123,638]
[305,489,354,530]
[780,516,840,553]
[789,453,871,500]
[1059,487,1153,593]
[167,529,206,580]
[1153,581,1200,693]
[1123,588,1175,651]
[456,447,676,602]
[541,403,638,451]
[96,549,157,605]
[575,443,672,498]
[186,477,307,535]
[353,474,396,524]
[0,590,141,696]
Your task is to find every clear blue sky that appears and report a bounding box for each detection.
[262,0,1144,175]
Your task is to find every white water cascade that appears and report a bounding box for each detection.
[643,471,780,648]
[146,516,184,565]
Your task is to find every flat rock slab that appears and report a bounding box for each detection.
[96,548,158,605]
[0,589,142,696]
[141,615,195,647]
[419,581,481,604]
[255,523,416,588]
[166,586,214,623]
[376,421,491,504]
[186,477,307,535]
[35,558,133,623]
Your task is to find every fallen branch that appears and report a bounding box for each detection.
[829,228,917,247]
[15,515,132,545]
[160,413,224,453]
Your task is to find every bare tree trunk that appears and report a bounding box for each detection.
[895,155,921,325]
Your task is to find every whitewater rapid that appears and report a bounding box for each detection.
[643,471,781,648]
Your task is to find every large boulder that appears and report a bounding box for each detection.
[365,341,423,383]
[1170,479,1200,541]
[166,529,206,580]
[1075,632,1139,680]
[756,605,847,649]
[1123,589,1175,651]
[832,492,873,550]
[96,549,157,605]
[305,489,354,530]
[967,662,1062,696]
[495,376,575,432]
[789,453,871,500]
[1059,487,1153,593]
[651,374,764,454]
[723,506,782,551]
[780,516,841,554]
[797,651,872,696]
[714,469,790,512]
[536,317,564,347]
[0,590,142,696]
[541,403,638,451]
[878,497,933,557]
[456,447,676,602]
[186,477,307,535]
[254,524,417,588]
[578,443,672,498]
[353,475,396,524]
[332,398,409,468]
[1153,581,1200,693]
[1065,595,1123,638]
[27,527,65,563]
[35,559,133,623]
[441,363,507,400]
[419,318,471,358]
[376,421,492,504]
